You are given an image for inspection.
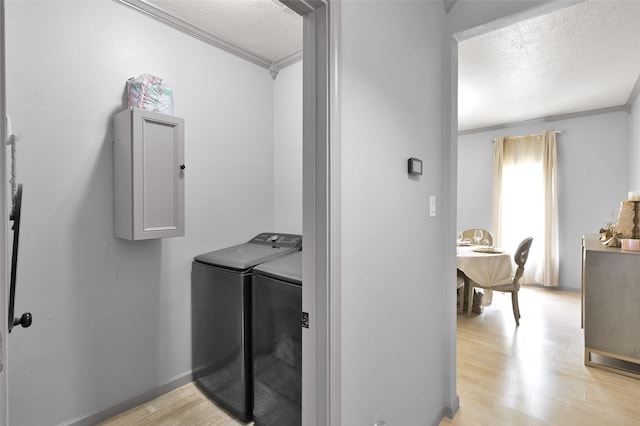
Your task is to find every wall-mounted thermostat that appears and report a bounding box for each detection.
[408,157,422,175]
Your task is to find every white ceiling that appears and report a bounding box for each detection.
[125,0,303,67]
[121,1,640,132]
[458,0,640,131]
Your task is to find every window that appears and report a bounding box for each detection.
[493,131,559,286]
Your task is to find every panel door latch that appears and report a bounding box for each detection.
[302,312,309,328]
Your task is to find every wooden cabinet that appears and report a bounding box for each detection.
[113,108,185,240]
[582,234,640,379]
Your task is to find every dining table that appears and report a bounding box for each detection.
[456,244,513,310]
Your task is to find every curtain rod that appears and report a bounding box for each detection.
[492,130,562,142]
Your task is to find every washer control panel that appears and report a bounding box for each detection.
[250,233,302,249]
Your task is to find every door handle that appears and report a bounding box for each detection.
[8,184,32,333]
[13,312,32,329]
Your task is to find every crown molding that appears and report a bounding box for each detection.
[458,105,628,136]
[114,0,300,73]
[269,49,303,79]
[274,49,303,70]
[281,0,327,16]
[626,73,640,110]
[443,0,458,14]
[455,1,584,42]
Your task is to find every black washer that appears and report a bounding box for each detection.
[252,251,303,426]
[191,233,301,422]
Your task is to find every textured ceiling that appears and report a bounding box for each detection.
[144,0,302,64]
[123,1,640,132]
[459,0,640,131]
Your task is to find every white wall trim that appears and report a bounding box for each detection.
[454,1,582,42]
[627,73,640,110]
[0,1,8,424]
[301,1,333,425]
[59,372,193,426]
[269,50,303,80]
[328,1,341,424]
[273,49,304,71]
[114,0,304,76]
[113,0,274,69]
[444,28,460,423]
[443,0,458,14]
[458,105,628,135]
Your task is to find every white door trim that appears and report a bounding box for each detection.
[327,2,341,424]
[0,1,9,424]
[298,1,340,425]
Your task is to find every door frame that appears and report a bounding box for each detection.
[0,1,9,424]
[291,1,340,425]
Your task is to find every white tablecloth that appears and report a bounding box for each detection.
[456,246,513,305]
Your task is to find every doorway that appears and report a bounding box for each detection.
[0,1,336,426]
[451,0,639,418]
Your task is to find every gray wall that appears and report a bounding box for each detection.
[274,61,303,234]
[340,2,447,423]
[336,1,560,423]
[458,111,630,291]
[5,1,300,424]
[5,0,594,424]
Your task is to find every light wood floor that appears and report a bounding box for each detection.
[97,381,251,426]
[101,286,640,425]
[442,286,640,425]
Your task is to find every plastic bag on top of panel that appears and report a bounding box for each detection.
[126,74,174,115]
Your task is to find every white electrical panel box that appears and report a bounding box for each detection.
[113,107,185,240]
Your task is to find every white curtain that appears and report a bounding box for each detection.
[492,131,559,287]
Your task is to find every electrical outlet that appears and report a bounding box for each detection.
[429,196,436,217]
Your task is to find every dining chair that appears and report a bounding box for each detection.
[466,237,533,326]
[456,270,467,314]
[462,228,494,246]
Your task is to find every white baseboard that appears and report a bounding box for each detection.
[58,371,193,426]
[435,394,460,425]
